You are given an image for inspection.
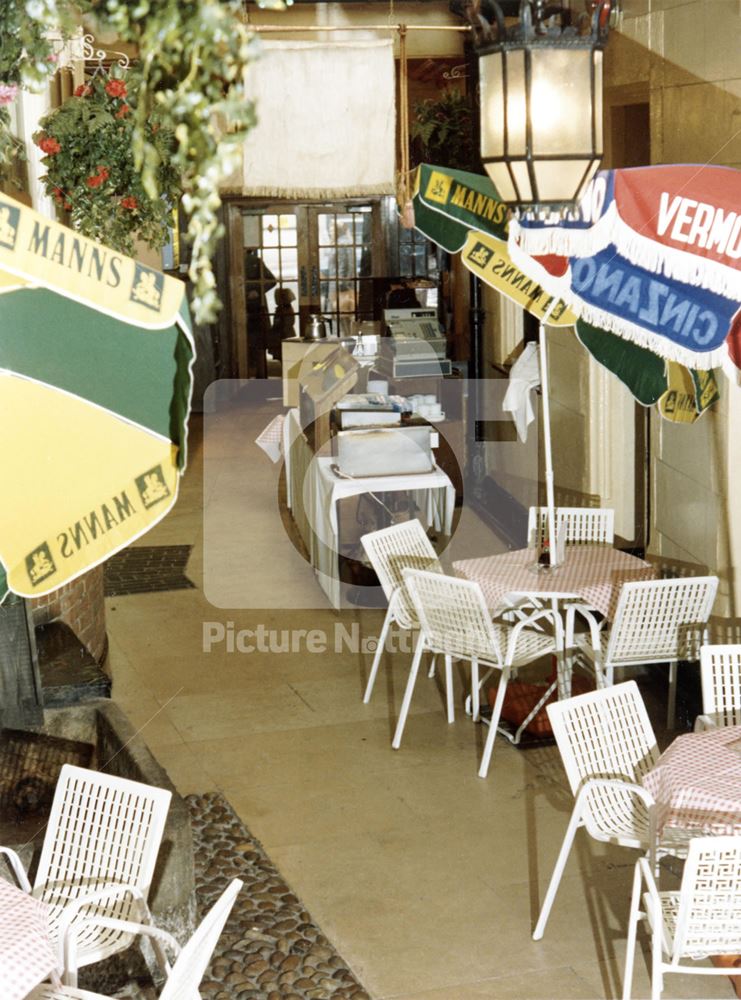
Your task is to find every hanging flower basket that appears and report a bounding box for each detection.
[34,70,181,257]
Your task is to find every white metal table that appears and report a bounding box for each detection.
[453,545,656,723]
[642,724,741,837]
[453,544,655,621]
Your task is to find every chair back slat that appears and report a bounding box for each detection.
[161,878,242,999]
[700,644,741,726]
[361,521,441,628]
[607,576,718,666]
[528,507,614,548]
[36,765,171,933]
[403,569,502,663]
[672,837,741,961]
[546,683,658,840]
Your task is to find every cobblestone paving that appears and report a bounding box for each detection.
[188,792,371,1000]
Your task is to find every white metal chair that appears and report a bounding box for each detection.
[360,519,443,703]
[0,764,172,987]
[396,569,562,778]
[623,836,741,1000]
[28,878,243,1000]
[694,643,741,731]
[528,506,615,549]
[532,682,689,941]
[573,576,718,729]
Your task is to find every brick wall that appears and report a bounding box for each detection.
[29,567,107,665]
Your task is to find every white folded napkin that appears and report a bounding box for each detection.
[503,342,541,442]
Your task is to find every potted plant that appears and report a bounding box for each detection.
[411,88,478,172]
[34,69,180,256]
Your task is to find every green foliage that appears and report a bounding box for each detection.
[0,108,25,187]
[35,69,181,256]
[86,0,258,322]
[0,0,258,323]
[0,0,68,90]
[0,0,75,185]
[411,89,478,173]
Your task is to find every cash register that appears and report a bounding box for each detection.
[376,309,452,378]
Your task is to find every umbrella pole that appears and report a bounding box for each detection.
[538,324,557,567]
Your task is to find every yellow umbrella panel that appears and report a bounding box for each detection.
[0,197,194,598]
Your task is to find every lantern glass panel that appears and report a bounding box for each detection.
[533,160,594,204]
[530,49,594,155]
[480,50,505,158]
[593,50,604,153]
[511,161,533,202]
[484,162,518,202]
[505,49,526,155]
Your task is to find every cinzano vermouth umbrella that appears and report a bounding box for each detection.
[0,195,194,599]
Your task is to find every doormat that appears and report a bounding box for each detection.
[187,792,370,1000]
[104,545,195,596]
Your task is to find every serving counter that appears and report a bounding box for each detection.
[283,408,455,609]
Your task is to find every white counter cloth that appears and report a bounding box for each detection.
[305,457,454,609]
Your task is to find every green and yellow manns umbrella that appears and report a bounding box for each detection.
[0,195,194,599]
[412,164,576,328]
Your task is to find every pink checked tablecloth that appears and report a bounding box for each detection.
[0,878,58,999]
[453,545,655,619]
[642,725,741,836]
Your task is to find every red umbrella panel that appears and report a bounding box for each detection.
[510,164,741,362]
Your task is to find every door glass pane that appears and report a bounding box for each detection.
[242,210,300,369]
[262,215,280,247]
[316,206,375,335]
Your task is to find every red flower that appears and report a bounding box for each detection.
[63,202,72,211]
[52,186,63,202]
[74,84,91,98]
[120,196,138,211]
[86,167,110,189]
[38,136,61,155]
[115,103,130,119]
[105,79,127,99]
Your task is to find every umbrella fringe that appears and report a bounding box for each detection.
[511,206,741,300]
[573,298,727,371]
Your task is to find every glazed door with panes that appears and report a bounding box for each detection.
[241,203,381,343]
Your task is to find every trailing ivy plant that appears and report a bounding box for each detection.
[411,88,479,173]
[34,69,180,255]
[84,0,259,322]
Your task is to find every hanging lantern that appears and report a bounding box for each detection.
[472,1,613,210]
